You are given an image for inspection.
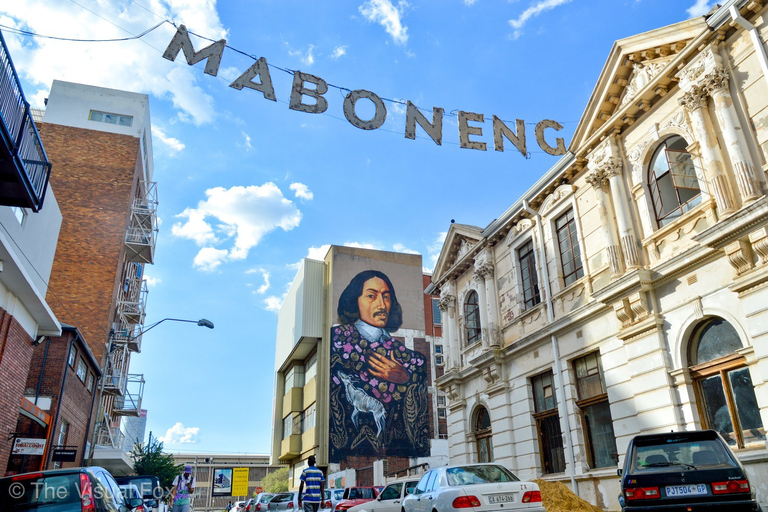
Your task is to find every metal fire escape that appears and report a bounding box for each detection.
[125,180,158,264]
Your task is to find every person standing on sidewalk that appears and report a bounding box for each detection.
[170,465,196,512]
[298,455,325,512]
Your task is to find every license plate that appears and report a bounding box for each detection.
[488,494,516,504]
[665,484,707,497]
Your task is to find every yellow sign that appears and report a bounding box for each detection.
[232,467,249,497]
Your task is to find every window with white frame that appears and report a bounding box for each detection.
[89,110,133,127]
[76,359,87,382]
[573,352,618,468]
[432,298,442,325]
[435,355,444,366]
[10,207,26,225]
[555,209,584,286]
[648,135,701,226]
[305,352,317,383]
[68,346,77,368]
[518,240,541,310]
[532,370,565,474]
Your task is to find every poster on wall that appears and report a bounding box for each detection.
[232,467,249,497]
[212,468,233,496]
[329,249,430,463]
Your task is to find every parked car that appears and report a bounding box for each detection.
[268,491,300,512]
[0,466,134,511]
[255,492,276,512]
[347,478,419,512]
[245,498,256,512]
[323,488,345,510]
[122,483,148,512]
[234,500,248,512]
[116,475,166,512]
[335,487,379,512]
[619,429,761,511]
[402,463,544,512]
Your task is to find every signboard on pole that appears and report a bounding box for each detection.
[52,448,78,462]
[232,468,249,497]
[212,468,233,496]
[11,438,46,455]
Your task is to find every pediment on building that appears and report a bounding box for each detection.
[432,223,484,282]
[570,17,707,150]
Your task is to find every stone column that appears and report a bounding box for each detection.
[704,68,762,202]
[440,285,459,369]
[472,267,490,349]
[679,86,737,215]
[586,170,623,276]
[603,158,640,269]
[481,264,500,347]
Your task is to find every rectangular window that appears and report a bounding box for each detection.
[435,345,443,354]
[305,352,317,383]
[89,109,133,127]
[10,207,25,225]
[87,373,94,392]
[300,403,316,433]
[573,352,618,468]
[76,359,87,382]
[531,370,565,474]
[518,240,541,310]
[438,408,446,418]
[555,209,584,286]
[284,365,305,393]
[435,355,444,366]
[432,298,442,325]
[282,414,295,439]
[437,396,446,406]
[68,346,77,368]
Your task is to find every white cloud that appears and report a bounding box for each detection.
[158,422,199,444]
[257,271,271,294]
[145,275,162,287]
[288,44,316,66]
[263,295,284,312]
[508,0,571,39]
[393,243,419,254]
[241,131,253,151]
[306,245,331,261]
[463,0,477,4]
[152,126,185,154]
[687,0,713,17]
[2,0,227,125]
[290,182,314,200]
[331,46,348,59]
[172,184,302,270]
[359,0,410,45]
[425,231,448,271]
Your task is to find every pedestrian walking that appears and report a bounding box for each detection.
[227,501,233,512]
[170,465,197,512]
[298,455,325,512]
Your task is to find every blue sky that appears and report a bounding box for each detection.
[2,0,716,454]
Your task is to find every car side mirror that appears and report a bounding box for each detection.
[376,496,382,501]
[617,469,622,476]
[130,498,144,508]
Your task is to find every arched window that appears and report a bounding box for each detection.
[648,135,702,226]
[464,291,481,345]
[474,406,493,462]
[689,318,765,448]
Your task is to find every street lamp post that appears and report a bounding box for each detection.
[86,317,214,466]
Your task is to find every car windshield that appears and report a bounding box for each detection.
[346,488,374,499]
[121,486,141,500]
[0,473,82,510]
[260,495,275,503]
[631,437,736,471]
[118,477,158,499]
[333,490,344,499]
[446,465,519,486]
[273,494,294,503]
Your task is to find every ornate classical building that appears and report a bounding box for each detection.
[428,3,768,509]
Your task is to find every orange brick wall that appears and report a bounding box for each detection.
[38,123,142,365]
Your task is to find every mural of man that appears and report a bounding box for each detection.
[329,270,429,462]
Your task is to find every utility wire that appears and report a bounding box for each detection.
[0,20,167,43]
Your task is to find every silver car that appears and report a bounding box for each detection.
[267,491,300,512]
[254,492,276,512]
[402,464,544,512]
[347,478,419,512]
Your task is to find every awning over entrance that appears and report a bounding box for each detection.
[20,397,51,427]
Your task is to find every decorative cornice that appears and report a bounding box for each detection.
[678,86,708,111]
[703,67,729,95]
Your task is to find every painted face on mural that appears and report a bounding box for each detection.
[357,277,392,327]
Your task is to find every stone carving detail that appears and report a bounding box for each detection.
[678,86,708,111]
[608,244,623,275]
[586,158,623,189]
[614,300,633,328]
[446,384,461,401]
[680,57,707,84]
[749,228,768,265]
[439,294,456,311]
[621,61,668,106]
[483,364,501,386]
[628,291,650,322]
[512,218,533,235]
[703,68,730,95]
[661,111,692,138]
[693,296,704,319]
[622,234,640,268]
[540,185,573,214]
[725,240,754,275]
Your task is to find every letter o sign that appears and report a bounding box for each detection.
[343,89,387,130]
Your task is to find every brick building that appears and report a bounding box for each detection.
[7,324,101,473]
[36,80,158,475]
[272,247,448,490]
[0,31,62,475]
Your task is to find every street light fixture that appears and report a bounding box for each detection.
[138,317,215,336]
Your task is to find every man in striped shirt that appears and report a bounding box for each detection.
[298,455,325,512]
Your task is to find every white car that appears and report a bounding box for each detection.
[347,478,420,512]
[401,463,544,512]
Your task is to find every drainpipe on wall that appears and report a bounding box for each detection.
[81,373,101,466]
[729,5,768,90]
[522,200,578,495]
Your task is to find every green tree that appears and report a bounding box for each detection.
[261,467,289,493]
[131,434,181,490]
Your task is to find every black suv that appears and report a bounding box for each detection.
[619,430,761,511]
[0,466,136,511]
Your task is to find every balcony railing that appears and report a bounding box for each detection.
[102,345,129,395]
[113,374,144,417]
[0,30,51,212]
[95,419,126,450]
[112,320,142,353]
[117,273,148,327]
[125,181,158,264]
